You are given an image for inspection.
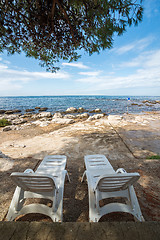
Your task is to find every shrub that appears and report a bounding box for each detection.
[147,155,160,159]
[0,119,11,127]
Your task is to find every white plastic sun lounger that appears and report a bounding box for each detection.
[82,154,144,222]
[6,155,69,222]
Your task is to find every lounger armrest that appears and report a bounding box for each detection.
[24,169,34,173]
[116,168,127,174]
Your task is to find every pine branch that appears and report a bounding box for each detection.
[55,0,77,43]
[51,0,56,31]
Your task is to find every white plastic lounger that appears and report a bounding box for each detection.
[6,155,69,222]
[36,155,70,180]
[84,154,114,171]
[82,154,144,222]
[38,155,67,171]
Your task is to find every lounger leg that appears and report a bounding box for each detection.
[88,189,101,222]
[129,186,145,222]
[81,171,86,182]
[50,170,67,222]
[6,186,24,221]
[66,171,71,182]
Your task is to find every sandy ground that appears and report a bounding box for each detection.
[0,112,160,222]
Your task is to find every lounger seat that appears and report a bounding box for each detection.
[6,155,69,222]
[82,154,144,222]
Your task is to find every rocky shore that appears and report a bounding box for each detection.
[0,106,105,132]
[0,110,160,222]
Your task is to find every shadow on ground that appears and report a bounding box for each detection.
[0,128,160,222]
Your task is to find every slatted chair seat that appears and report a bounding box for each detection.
[6,155,69,222]
[82,154,145,222]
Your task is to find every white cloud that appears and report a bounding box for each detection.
[0,68,70,81]
[119,51,153,68]
[79,71,101,77]
[76,49,160,91]
[62,62,89,69]
[0,59,70,92]
[0,63,8,69]
[119,49,160,69]
[145,50,160,67]
[115,37,154,55]
[144,0,160,18]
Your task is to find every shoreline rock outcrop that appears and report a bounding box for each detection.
[0,106,109,131]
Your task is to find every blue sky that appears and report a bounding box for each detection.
[0,0,160,96]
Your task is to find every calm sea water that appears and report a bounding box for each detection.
[0,96,160,114]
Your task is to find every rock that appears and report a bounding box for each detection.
[26,109,35,112]
[12,126,22,130]
[13,109,21,113]
[32,120,50,127]
[0,110,6,114]
[39,121,50,127]
[22,123,32,127]
[12,118,27,125]
[5,110,14,114]
[131,103,139,105]
[87,114,105,121]
[89,108,102,113]
[40,117,52,121]
[39,107,48,112]
[38,112,52,118]
[3,126,12,131]
[142,100,157,104]
[53,112,63,118]
[22,113,33,118]
[66,107,77,113]
[134,116,146,123]
[77,107,87,113]
[108,115,123,122]
[64,114,76,119]
[76,113,89,118]
[4,114,18,120]
[95,113,105,119]
[95,108,102,113]
[52,118,75,125]
[86,116,94,121]
[31,114,39,119]
[35,107,41,109]
[32,120,42,125]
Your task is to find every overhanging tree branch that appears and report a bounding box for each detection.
[51,0,56,31]
[0,0,144,72]
[55,0,77,43]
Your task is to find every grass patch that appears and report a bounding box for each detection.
[147,155,160,159]
[0,118,11,127]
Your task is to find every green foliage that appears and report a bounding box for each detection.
[147,155,160,159]
[0,0,143,72]
[0,119,11,127]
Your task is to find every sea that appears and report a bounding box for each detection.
[0,96,160,115]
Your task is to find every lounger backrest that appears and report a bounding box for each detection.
[38,155,67,170]
[87,160,108,167]
[97,173,140,192]
[84,155,114,171]
[11,173,56,193]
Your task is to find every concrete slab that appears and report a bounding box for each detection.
[0,222,160,240]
